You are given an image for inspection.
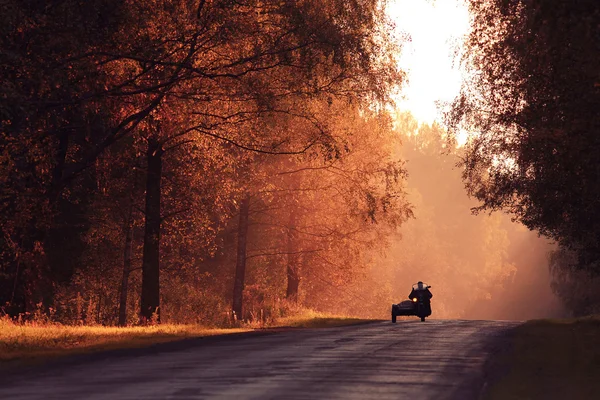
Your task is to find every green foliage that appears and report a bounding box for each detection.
[447,0,600,273]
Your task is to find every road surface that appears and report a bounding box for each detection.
[0,320,518,400]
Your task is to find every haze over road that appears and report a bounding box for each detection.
[0,320,518,400]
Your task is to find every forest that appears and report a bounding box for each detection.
[0,0,598,327]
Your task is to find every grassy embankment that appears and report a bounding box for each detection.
[0,311,372,364]
[484,315,600,400]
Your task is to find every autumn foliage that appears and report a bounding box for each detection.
[0,0,414,324]
[2,0,582,326]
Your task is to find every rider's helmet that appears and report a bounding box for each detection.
[417,281,424,290]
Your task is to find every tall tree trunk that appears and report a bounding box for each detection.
[140,138,162,323]
[49,130,69,201]
[118,202,134,326]
[286,209,300,301]
[96,290,103,323]
[232,194,250,321]
[19,131,71,314]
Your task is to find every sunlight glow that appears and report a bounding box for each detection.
[387,0,470,126]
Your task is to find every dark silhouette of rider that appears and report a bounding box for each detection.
[409,281,433,302]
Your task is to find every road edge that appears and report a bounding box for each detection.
[0,319,382,383]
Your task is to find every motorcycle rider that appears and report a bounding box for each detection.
[408,281,432,300]
[409,281,432,314]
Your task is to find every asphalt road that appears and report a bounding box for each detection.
[0,320,518,400]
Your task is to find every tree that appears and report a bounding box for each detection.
[0,0,127,313]
[0,0,401,319]
[232,194,251,320]
[126,0,401,322]
[133,0,403,321]
[231,104,412,319]
[447,0,600,272]
[0,0,405,323]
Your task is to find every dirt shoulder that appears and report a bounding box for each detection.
[483,316,600,400]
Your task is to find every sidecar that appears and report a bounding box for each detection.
[391,300,415,323]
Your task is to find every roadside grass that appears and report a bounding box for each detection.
[0,311,375,365]
[266,309,377,328]
[0,317,250,363]
[484,315,600,400]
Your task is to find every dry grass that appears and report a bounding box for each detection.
[0,310,374,365]
[484,315,600,400]
[0,317,249,363]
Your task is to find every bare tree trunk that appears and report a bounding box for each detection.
[118,203,134,326]
[286,209,300,301]
[96,290,102,323]
[140,138,162,323]
[49,130,69,201]
[232,194,250,321]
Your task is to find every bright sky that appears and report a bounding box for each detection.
[386,0,470,125]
